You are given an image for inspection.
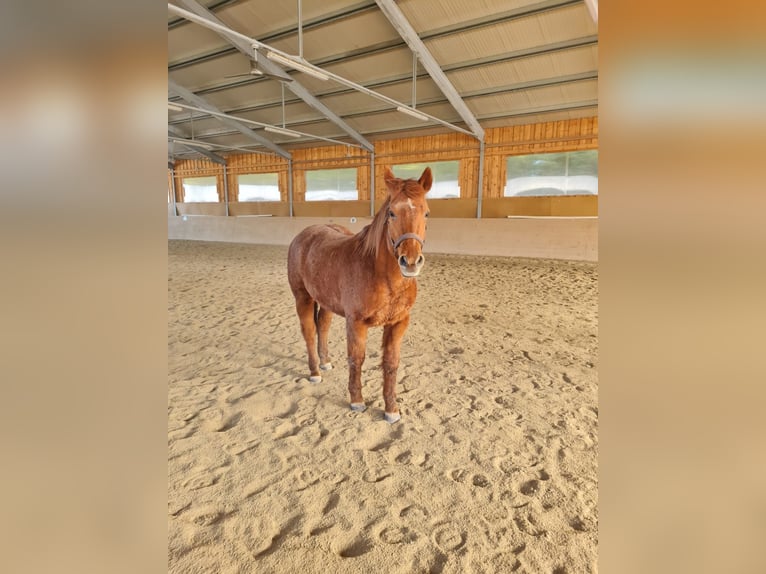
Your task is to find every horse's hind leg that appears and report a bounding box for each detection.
[317,307,333,371]
[294,292,322,383]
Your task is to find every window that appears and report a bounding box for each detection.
[504,150,598,197]
[305,168,358,201]
[182,176,218,202]
[392,160,459,198]
[238,173,280,201]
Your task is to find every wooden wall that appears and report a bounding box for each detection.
[168,117,598,217]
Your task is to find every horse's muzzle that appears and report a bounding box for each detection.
[398,253,425,277]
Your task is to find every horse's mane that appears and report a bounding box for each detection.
[356,178,427,259]
[356,196,391,259]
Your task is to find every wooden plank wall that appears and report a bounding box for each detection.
[168,117,598,217]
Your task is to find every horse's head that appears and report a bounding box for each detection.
[383,167,431,278]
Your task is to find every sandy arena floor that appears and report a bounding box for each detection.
[168,239,598,573]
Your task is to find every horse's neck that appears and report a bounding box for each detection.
[373,231,405,281]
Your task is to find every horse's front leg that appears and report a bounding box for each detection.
[346,318,369,412]
[381,316,410,424]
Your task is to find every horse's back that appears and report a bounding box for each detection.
[288,224,355,294]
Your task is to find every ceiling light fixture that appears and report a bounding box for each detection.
[396,105,429,121]
[170,138,213,150]
[265,51,329,81]
[264,126,302,138]
[168,102,183,112]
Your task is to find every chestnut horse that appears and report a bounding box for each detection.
[287,167,432,423]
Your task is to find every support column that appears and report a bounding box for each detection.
[223,164,230,216]
[370,152,376,217]
[170,169,178,217]
[476,139,485,219]
[288,159,294,217]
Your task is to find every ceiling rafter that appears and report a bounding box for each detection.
[184,34,597,102]
[168,0,580,71]
[166,1,598,147]
[170,101,368,149]
[374,0,483,139]
[167,2,475,137]
[174,0,374,152]
[170,72,597,138]
[584,0,598,23]
[184,97,598,143]
[168,125,227,164]
[168,78,291,159]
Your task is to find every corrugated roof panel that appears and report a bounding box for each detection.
[468,79,598,117]
[202,80,293,111]
[447,46,598,91]
[396,0,539,31]
[216,0,376,39]
[170,115,224,135]
[318,78,443,116]
[169,52,254,93]
[214,1,302,35]
[236,101,321,126]
[424,5,595,65]
[280,11,401,62]
[479,107,597,129]
[322,46,414,84]
[556,80,599,104]
[168,0,598,142]
[168,21,231,64]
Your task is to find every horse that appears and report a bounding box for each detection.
[287,167,432,424]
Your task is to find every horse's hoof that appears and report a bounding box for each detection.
[350,402,367,412]
[320,363,333,371]
[384,412,401,424]
[309,375,322,384]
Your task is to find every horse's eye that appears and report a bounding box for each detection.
[425,211,430,218]
[388,211,396,219]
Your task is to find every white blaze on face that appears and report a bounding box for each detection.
[406,198,415,211]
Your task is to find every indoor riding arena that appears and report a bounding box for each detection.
[168,1,598,572]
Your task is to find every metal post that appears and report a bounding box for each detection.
[170,168,178,216]
[223,164,230,216]
[297,0,303,58]
[476,139,485,219]
[288,158,294,217]
[370,152,375,217]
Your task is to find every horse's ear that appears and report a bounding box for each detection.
[383,168,401,195]
[418,167,433,192]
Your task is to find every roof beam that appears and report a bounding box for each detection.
[169,0,579,71]
[174,68,597,140]
[374,0,483,140]
[168,2,474,137]
[584,0,598,23]
[168,124,227,164]
[174,0,374,152]
[168,78,290,159]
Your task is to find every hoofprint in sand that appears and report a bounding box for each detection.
[168,240,598,573]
